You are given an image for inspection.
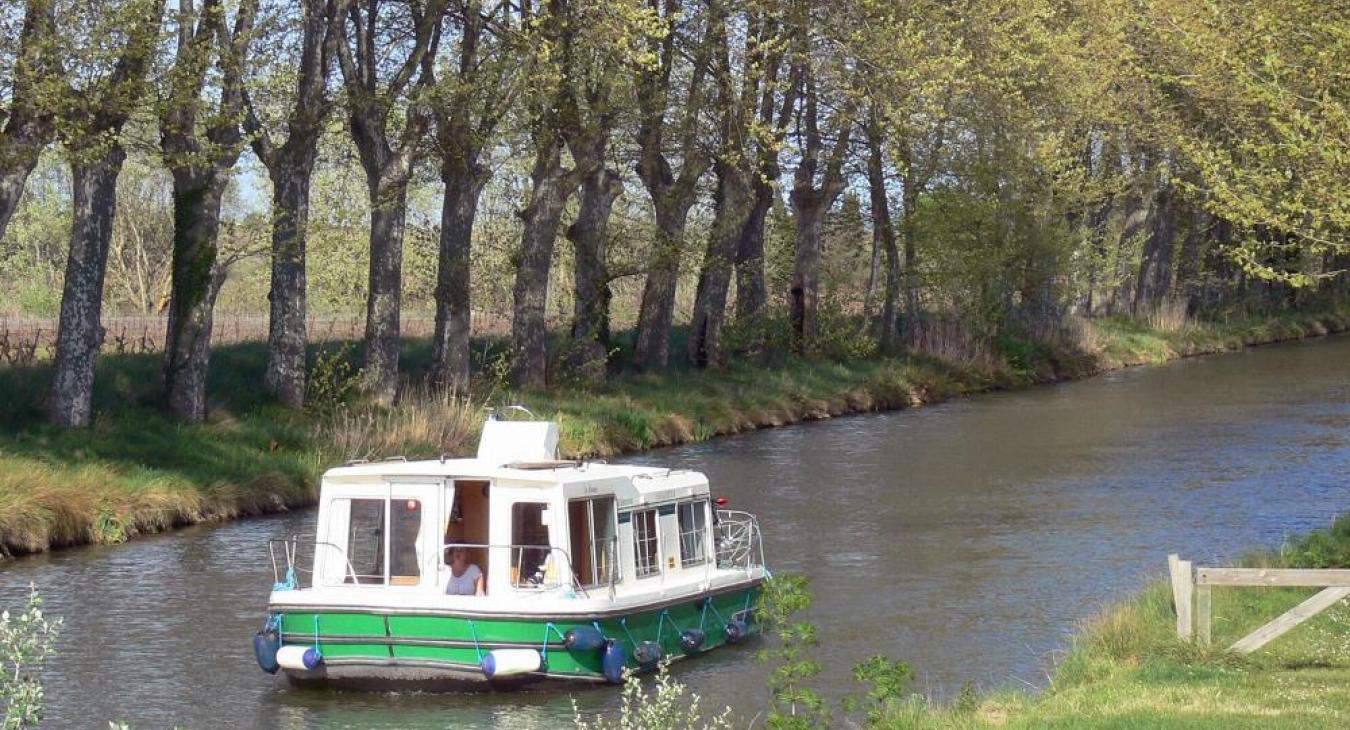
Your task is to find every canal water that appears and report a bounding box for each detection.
[3,335,1349,729]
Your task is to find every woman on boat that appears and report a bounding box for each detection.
[445,546,485,596]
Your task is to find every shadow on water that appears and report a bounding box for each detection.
[2,334,1348,728]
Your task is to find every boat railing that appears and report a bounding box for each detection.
[442,542,617,598]
[268,535,352,590]
[714,509,766,572]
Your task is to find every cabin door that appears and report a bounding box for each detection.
[445,480,490,591]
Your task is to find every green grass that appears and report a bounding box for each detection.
[870,517,1350,729]
[0,303,1347,556]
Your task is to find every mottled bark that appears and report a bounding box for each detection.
[511,140,575,389]
[262,161,314,408]
[248,0,350,409]
[335,0,444,404]
[49,147,125,427]
[362,179,409,404]
[160,0,259,423]
[689,162,753,367]
[163,178,229,421]
[788,200,826,346]
[566,165,623,378]
[431,163,487,390]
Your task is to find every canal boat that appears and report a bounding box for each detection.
[253,416,767,689]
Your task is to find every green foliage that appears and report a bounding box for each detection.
[756,574,830,729]
[305,344,363,415]
[571,658,732,730]
[1,586,60,730]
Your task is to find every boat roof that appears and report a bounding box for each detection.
[321,419,707,497]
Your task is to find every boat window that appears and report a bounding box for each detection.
[677,500,709,568]
[346,498,386,584]
[632,508,661,579]
[511,502,551,587]
[569,497,617,588]
[389,499,422,585]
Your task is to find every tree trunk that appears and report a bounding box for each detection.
[633,207,690,371]
[689,163,754,367]
[264,159,314,408]
[49,146,126,427]
[734,185,773,323]
[566,166,623,379]
[1174,206,1209,312]
[511,141,573,389]
[0,160,42,244]
[865,126,900,352]
[163,175,230,422]
[789,200,826,347]
[1134,179,1178,313]
[431,163,488,390]
[362,178,407,405]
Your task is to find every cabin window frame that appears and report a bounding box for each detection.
[568,496,619,588]
[320,493,426,587]
[630,507,662,579]
[677,499,710,568]
[509,501,553,589]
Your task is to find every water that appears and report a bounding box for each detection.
[4,335,1349,728]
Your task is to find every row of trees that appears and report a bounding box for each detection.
[0,0,1345,426]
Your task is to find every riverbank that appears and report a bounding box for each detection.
[873,515,1350,729]
[0,304,1347,557]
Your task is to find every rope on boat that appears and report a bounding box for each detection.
[619,617,640,647]
[541,622,569,665]
[468,619,482,662]
[656,609,681,645]
[312,614,323,659]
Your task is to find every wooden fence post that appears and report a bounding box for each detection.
[1196,582,1212,645]
[1169,554,1194,641]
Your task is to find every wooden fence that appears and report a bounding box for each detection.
[1168,553,1350,653]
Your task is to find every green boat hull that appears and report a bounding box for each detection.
[270,583,761,687]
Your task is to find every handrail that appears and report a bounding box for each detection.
[714,509,766,573]
[441,541,615,596]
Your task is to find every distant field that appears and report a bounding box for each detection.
[0,311,514,365]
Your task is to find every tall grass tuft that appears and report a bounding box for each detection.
[318,385,482,463]
[1138,297,1194,334]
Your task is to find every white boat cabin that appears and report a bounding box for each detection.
[302,420,740,603]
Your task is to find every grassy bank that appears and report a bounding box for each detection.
[873,515,1350,729]
[0,303,1347,556]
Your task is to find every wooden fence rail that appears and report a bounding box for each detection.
[1169,554,1350,654]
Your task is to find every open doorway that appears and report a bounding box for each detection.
[445,480,490,591]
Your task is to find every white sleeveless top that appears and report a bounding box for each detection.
[446,564,482,595]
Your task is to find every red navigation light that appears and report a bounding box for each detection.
[714,497,729,506]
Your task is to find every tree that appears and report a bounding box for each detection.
[158,0,261,422]
[631,0,715,371]
[48,0,164,428]
[426,0,519,389]
[687,0,796,367]
[786,45,855,349]
[245,0,351,409]
[335,0,448,404]
[0,0,59,244]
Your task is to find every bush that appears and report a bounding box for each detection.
[571,658,731,730]
[1,585,60,730]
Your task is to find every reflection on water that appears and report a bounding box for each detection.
[3,335,1348,728]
